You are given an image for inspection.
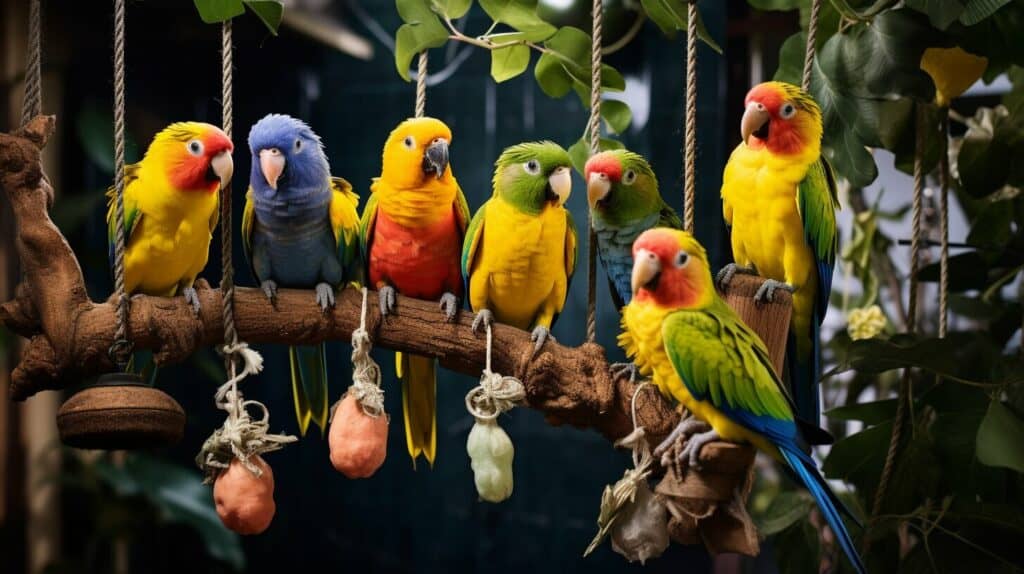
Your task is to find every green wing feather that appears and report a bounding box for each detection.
[105,163,142,269]
[454,184,471,238]
[797,158,840,318]
[565,208,578,286]
[657,201,684,230]
[329,177,361,284]
[358,192,380,277]
[241,189,257,281]
[461,200,488,281]
[662,297,793,420]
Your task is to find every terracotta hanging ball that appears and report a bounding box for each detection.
[56,373,186,449]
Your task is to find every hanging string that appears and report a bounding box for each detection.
[465,323,526,421]
[802,0,822,92]
[110,0,131,369]
[682,0,697,232]
[938,114,950,338]
[867,104,926,546]
[415,52,428,119]
[584,0,603,343]
[20,0,42,127]
[347,288,385,417]
[220,20,240,373]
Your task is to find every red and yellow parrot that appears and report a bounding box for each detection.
[719,82,839,424]
[359,117,470,466]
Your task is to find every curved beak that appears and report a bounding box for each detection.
[210,150,234,190]
[547,166,572,206]
[741,102,771,145]
[587,171,611,208]
[422,138,449,179]
[259,148,285,191]
[631,249,661,296]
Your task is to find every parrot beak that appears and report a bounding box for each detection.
[587,171,611,208]
[422,138,449,179]
[741,101,771,145]
[210,150,234,190]
[259,148,285,191]
[547,166,572,206]
[631,249,662,296]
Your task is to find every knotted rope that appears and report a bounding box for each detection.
[20,0,42,128]
[465,324,525,421]
[584,0,603,343]
[220,20,240,372]
[683,0,698,232]
[110,0,131,369]
[802,0,822,92]
[345,288,386,417]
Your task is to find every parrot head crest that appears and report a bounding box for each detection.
[379,117,454,189]
[584,149,659,222]
[148,122,234,193]
[741,81,822,156]
[493,141,572,214]
[248,114,330,196]
[631,228,713,309]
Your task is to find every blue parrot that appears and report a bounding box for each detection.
[243,114,361,435]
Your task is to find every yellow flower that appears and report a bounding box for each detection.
[920,46,988,108]
[848,305,887,341]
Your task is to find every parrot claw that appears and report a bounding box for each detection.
[530,326,554,354]
[715,263,756,292]
[182,287,201,316]
[315,283,336,312]
[260,280,278,304]
[676,429,722,470]
[610,362,639,383]
[378,285,397,317]
[439,292,459,323]
[654,417,710,463]
[471,309,494,334]
[754,278,796,304]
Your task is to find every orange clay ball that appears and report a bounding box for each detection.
[213,456,275,535]
[329,393,388,478]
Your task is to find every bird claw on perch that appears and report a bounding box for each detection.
[753,278,795,304]
[654,416,710,465]
[715,263,756,292]
[260,280,278,304]
[378,285,396,317]
[315,282,335,312]
[530,326,554,354]
[439,292,459,323]
[609,362,639,383]
[181,286,202,316]
[676,429,722,471]
[471,308,493,334]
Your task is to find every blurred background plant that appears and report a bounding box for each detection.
[1,0,1023,573]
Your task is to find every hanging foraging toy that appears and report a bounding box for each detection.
[196,344,297,535]
[584,384,669,564]
[329,288,389,479]
[464,324,525,503]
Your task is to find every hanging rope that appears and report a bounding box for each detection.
[584,0,603,343]
[682,0,698,232]
[20,0,42,127]
[348,288,385,417]
[220,20,241,374]
[938,114,950,338]
[802,0,822,92]
[415,52,428,119]
[110,0,131,369]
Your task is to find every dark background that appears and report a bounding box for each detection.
[1,1,797,572]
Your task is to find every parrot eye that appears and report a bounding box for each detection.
[523,159,541,175]
[294,139,302,152]
[187,139,204,157]
[780,103,796,119]
[403,136,416,150]
[622,169,637,185]
[674,251,690,268]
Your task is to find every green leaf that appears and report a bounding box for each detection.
[906,0,966,29]
[535,26,590,97]
[568,136,623,174]
[491,44,531,83]
[432,0,473,19]
[193,0,245,23]
[243,0,283,34]
[534,53,574,97]
[960,0,1012,25]
[755,491,814,535]
[976,400,1024,472]
[640,0,722,53]
[76,104,139,174]
[94,455,245,571]
[601,99,631,134]
[479,0,557,42]
[827,399,898,425]
[394,0,450,81]
[966,200,1014,248]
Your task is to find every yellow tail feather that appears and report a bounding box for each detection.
[398,351,437,467]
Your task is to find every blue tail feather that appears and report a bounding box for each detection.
[780,446,865,574]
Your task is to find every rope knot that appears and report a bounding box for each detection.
[343,288,386,417]
[465,370,525,422]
